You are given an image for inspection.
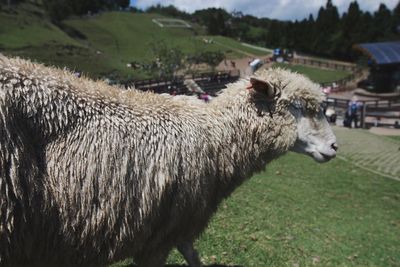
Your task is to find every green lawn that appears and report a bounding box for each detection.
[112,152,400,266]
[272,63,351,84]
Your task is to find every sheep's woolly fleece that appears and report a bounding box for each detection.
[0,54,324,266]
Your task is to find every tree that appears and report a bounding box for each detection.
[148,41,184,79]
[0,0,25,7]
[338,1,364,59]
[266,20,284,48]
[360,11,374,42]
[193,8,231,35]
[146,4,190,20]
[117,0,129,9]
[42,0,130,20]
[200,51,224,70]
[372,3,393,40]
[393,1,400,33]
[43,0,72,22]
[313,0,340,56]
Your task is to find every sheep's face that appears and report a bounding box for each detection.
[288,99,337,163]
[249,72,337,163]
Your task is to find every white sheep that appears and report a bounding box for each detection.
[0,55,337,267]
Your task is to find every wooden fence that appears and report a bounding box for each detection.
[291,57,363,89]
[319,74,356,88]
[293,57,358,72]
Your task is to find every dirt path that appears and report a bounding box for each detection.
[213,40,273,77]
[213,41,256,58]
[215,56,271,78]
[333,126,400,180]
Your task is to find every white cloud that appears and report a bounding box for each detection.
[134,0,398,21]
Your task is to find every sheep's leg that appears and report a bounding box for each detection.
[177,241,202,267]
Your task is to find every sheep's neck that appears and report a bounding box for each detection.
[207,93,296,195]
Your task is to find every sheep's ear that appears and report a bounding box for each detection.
[250,77,276,100]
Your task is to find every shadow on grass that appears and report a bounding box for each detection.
[165,265,243,267]
[127,265,243,267]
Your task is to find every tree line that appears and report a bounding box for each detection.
[45,0,130,21]
[0,0,130,21]
[147,0,400,61]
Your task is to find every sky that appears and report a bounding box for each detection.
[130,0,399,21]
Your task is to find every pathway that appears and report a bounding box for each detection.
[213,40,256,58]
[333,126,400,180]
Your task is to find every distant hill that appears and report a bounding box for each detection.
[0,2,268,80]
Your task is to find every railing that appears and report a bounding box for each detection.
[326,97,400,128]
[123,70,240,95]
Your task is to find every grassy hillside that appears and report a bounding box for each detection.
[0,3,126,78]
[0,3,78,48]
[272,63,351,84]
[0,3,269,79]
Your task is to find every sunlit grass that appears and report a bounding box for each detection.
[113,152,400,266]
[272,63,351,83]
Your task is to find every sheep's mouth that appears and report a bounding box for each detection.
[311,151,336,163]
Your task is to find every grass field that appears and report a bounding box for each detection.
[0,3,269,79]
[111,150,400,267]
[272,63,351,84]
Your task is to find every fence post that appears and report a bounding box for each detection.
[361,103,366,129]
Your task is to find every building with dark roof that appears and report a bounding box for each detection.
[354,41,400,92]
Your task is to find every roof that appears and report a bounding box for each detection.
[356,42,400,65]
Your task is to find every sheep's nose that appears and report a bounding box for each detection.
[331,143,338,151]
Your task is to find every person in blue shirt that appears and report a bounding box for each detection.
[346,97,361,128]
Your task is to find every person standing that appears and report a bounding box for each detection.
[347,97,360,128]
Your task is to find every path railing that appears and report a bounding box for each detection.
[326,97,400,128]
[123,70,240,95]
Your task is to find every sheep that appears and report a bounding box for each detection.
[0,54,337,267]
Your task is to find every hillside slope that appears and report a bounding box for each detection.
[0,3,101,73]
[0,3,268,79]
